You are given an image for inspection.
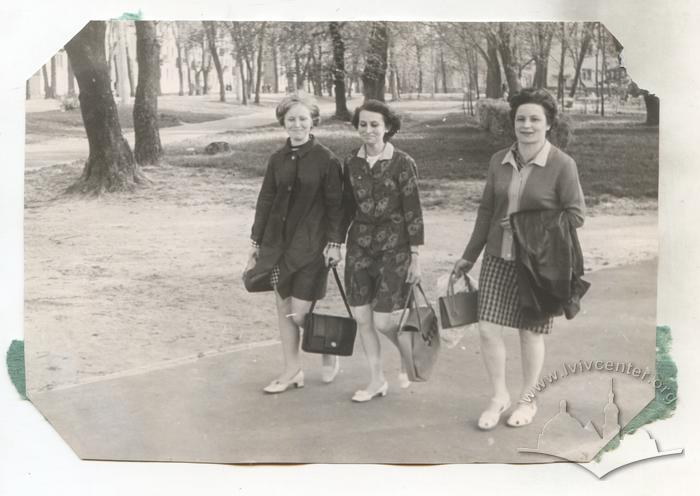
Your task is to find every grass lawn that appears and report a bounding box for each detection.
[164,111,658,202]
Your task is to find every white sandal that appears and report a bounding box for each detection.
[506,401,538,427]
[477,397,512,430]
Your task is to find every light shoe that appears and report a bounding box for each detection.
[397,372,411,389]
[263,370,304,394]
[506,401,538,427]
[352,381,389,402]
[477,397,512,430]
[321,356,340,383]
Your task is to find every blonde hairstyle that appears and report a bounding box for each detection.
[275,93,321,127]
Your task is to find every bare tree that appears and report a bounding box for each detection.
[568,22,595,98]
[362,21,389,101]
[64,21,146,194]
[133,21,163,165]
[203,21,226,102]
[329,22,351,119]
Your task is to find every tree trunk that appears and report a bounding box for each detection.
[440,49,448,93]
[416,42,423,96]
[496,24,521,95]
[557,23,567,104]
[238,57,248,105]
[599,23,606,117]
[329,22,350,120]
[125,45,136,97]
[185,45,194,95]
[64,21,145,194]
[569,24,593,98]
[203,21,226,102]
[254,23,266,104]
[362,21,389,102]
[271,42,279,93]
[484,35,502,98]
[49,56,57,98]
[67,56,76,97]
[175,40,185,96]
[133,21,163,166]
[644,93,659,125]
[42,64,50,98]
[26,79,31,100]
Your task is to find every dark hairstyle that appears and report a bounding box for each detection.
[508,88,558,127]
[351,100,401,142]
[275,93,321,127]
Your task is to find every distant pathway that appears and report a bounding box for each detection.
[25,99,462,170]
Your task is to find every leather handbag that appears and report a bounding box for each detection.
[302,267,357,356]
[397,283,440,382]
[243,264,273,292]
[438,274,479,328]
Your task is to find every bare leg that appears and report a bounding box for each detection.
[374,311,408,377]
[272,292,303,381]
[506,329,545,427]
[477,320,511,429]
[352,304,386,392]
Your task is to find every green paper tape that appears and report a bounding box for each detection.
[6,340,26,399]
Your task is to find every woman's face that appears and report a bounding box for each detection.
[514,103,550,146]
[357,110,389,148]
[284,103,313,145]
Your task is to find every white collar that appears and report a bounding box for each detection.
[502,140,551,168]
[357,142,395,161]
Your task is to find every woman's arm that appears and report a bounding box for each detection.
[323,156,345,245]
[250,157,277,244]
[398,155,424,247]
[340,158,357,242]
[461,161,496,263]
[557,157,586,228]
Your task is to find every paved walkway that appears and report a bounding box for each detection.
[29,260,657,464]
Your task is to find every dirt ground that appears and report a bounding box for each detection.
[23,157,658,393]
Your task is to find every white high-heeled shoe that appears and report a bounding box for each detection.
[321,356,340,384]
[397,372,411,389]
[351,381,389,402]
[263,370,304,394]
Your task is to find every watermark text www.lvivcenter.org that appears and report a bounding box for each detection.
[523,360,675,404]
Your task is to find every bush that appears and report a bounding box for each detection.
[60,95,80,111]
[474,98,574,150]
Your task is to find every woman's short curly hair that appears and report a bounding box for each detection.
[351,99,401,142]
[508,88,558,126]
[275,93,321,127]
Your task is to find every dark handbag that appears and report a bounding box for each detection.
[301,267,357,356]
[397,283,440,382]
[438,274,479,328]
[243,264,273,293]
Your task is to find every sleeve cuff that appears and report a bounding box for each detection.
[250,239,260,248]
[327,242,342,249]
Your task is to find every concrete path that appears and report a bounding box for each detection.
[29,260,657,464]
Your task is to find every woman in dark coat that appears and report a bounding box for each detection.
[342,100,425,402]
[453,88,585,429]
[245,94,344,393]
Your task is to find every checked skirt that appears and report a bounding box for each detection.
[478,253,553,334]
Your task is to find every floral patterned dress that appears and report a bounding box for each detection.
[342,142,424,312]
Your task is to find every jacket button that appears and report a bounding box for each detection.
[291,155,296,160]
[287,186,292,191]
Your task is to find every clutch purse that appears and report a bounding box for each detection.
[242,264,273,293]
[397,283,440,382]
[302,267,357,356]
[438,274,478,328]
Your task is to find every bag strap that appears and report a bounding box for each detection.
[308,266,354,319]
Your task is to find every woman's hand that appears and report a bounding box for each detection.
[499,216,511,230]
[452,258,474,279]
[244,246,260,274]
[324,244,342,267]
[406,254,422,284]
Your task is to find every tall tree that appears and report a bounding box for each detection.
[362,21,389,101]
[64,21,146,194]
[568,22,595,98]
[125,45,136,97]
[66,55,76,97]
[203,21,226,102]
[254,22,267,104]
[133,21,163,165]
[528,22,555,89]
[329,22,351,120]
[556,22,568,105]
[493,23,521,95]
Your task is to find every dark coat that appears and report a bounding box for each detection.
[510,209,590,322]
[250,136,344,278]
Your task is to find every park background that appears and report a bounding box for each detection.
[1,0,692,494]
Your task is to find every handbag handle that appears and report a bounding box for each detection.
[398,282,433,336]
[447,273,476,296]
[308,266,354,319]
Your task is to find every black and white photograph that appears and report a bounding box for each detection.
[2,0,698,493]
